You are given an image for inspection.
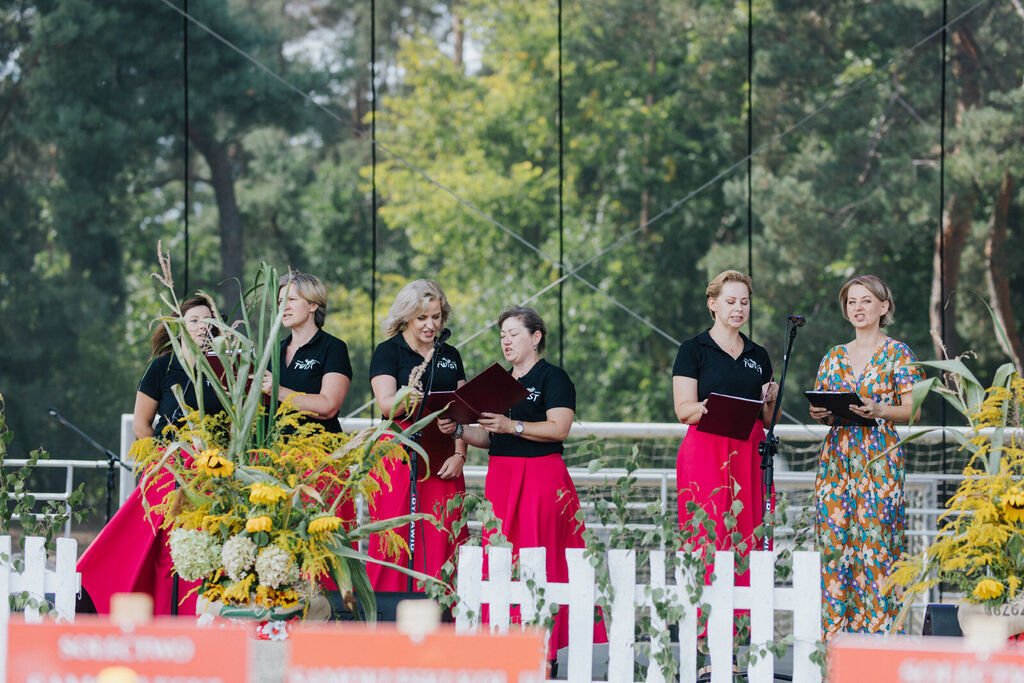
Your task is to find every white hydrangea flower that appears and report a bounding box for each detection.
[221,534,257,581]
[254,545,299,589]
[168,527,222,581]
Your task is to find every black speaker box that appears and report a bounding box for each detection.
[325,590,452,623]
[922,603,962,636]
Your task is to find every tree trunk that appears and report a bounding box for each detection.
[928,23,982,361]
[984,171,1023,373]
[452,0,464,69]
[929,193,974,360]
[189,127,244,315]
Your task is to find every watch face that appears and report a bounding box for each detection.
[514,421,524,434]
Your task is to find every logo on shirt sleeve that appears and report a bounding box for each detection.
[294,359,319,370]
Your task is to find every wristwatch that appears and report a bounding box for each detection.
[514,420,525,435]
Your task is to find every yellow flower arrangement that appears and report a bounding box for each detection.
[133,255,448,620]
[888,348,1024,619]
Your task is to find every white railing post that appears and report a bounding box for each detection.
[792,550,823,683]
[706,551,735,683]
[565,549,595,683]
[454,545,483,633]
[675,552,699,683]
[644,550,668,683]
[518,547,547,627]
[53,537,81,621]
[748,550,776,682]
[606,548,635,683]
[20,536,46,623]
[487,545,513,634]
[1,535,11,683]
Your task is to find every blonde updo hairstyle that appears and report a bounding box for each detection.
[382,279,452,338]
[839,275,895,328]
[279,272,328,328]
[706,270,753,320]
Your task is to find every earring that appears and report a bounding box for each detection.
[533,345,538,350]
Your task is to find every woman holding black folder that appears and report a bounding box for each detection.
[808,275,923,639]
[672,270,777,587]
[445,306,606,673]
[368,279,469,591]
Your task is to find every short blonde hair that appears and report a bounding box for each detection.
[279,272,327,328]
[382,279,452,338]
[839,275,895,327]
[706,270,753,320]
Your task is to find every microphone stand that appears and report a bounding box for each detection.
[757,317,803,551]
[48,409,126,522]
[405,338,444,591]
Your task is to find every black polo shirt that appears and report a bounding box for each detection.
[138,353,224,435]
[672,329,773,401]
[369,334,466,393]
[489,359,574,458]
[278,329,353,433]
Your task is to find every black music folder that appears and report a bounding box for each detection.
[423,362,530,424]
[804,390,875,426]
[694,392,764,440]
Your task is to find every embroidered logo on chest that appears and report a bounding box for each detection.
[436,357,458,371]
[742,357,762,375]
[294,359,319,370]
[526,387,541,402]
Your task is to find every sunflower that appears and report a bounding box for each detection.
[973,578,1005,601]
[194,449,235,478]
[1002,489,1024,523]
[308,515,342,534]
[249,483,288,506]
[246,516,273,533]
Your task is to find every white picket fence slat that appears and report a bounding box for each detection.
[455,545,823,683]
[1,534,81,682]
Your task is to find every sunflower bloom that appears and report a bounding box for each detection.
[973,578,1005,601]
[195,450,235,477]
[246,516,273,533]
[308,516,342,534]
[249,483,288,505]
[1003,489,1024,523]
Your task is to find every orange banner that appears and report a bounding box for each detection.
[5,615,248,683]
[286,624,546,682]
[830,634,1024,683]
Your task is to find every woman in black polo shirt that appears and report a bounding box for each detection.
[262,272,352,433]
[673,270,777,585]
[367,279,468,591]
[80,295,224,617]
[449,306,605,669]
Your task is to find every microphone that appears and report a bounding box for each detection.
[433,327,452,348]
[788,315,806,328]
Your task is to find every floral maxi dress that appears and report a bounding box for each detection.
[813,337,923,639]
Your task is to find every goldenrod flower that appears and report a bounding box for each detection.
[973,578,1005,601]
[246,516,272,533]
[308,516,342,534]
[195,450,234,477]
[249,483,288,505]
[1003,489,1024,523]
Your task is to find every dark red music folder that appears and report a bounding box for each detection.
[423,362,530,425]
[694,392,764,440]
[804,391,875,426]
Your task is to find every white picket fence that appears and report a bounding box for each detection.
[456,545,823,683]
[0,535,81,680]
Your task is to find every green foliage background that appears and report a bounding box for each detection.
[1,0,1021,521]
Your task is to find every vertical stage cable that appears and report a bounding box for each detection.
[746,0,754,336]
[557,0,565,367]
[370,0,379,418]
[183,0,190,296]
[938,0,949,490]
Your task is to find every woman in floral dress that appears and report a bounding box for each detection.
[809,275,923,639]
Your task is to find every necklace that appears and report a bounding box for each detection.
[712,331,743,357]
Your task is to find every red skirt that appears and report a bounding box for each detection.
[676,419,769,586]
[77,471,200,616]
[483,453,608,656]
[366,450,468,592]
